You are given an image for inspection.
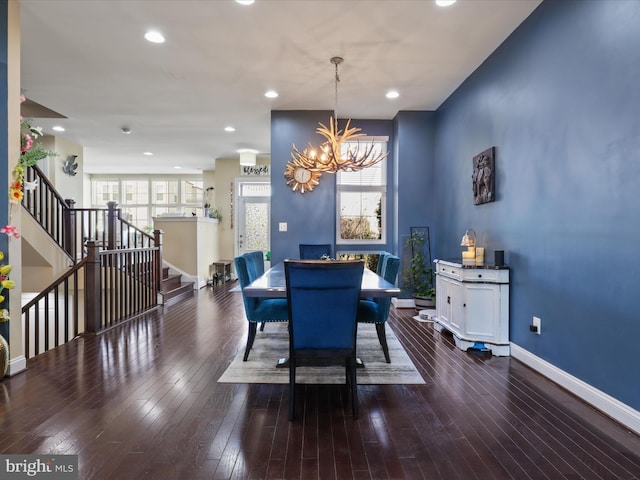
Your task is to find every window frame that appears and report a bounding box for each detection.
[335,136,388,246]
[90,175,204,230]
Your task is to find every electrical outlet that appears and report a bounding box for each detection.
[532,316,541,335]
[278,222,287,232]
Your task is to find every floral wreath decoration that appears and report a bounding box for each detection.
[0,94,56,322]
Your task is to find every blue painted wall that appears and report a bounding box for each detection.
[0,0,9,260]
[394,111,436,293]
[0,1,9,341]
[434,0,640,409]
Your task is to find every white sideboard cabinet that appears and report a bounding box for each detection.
[434,259,510,356]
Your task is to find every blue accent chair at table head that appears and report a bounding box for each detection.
[234,251,288,361]
[357,253,400,363]
[299,243,332,260]
[376,251,390,276]
[285,259,364,421]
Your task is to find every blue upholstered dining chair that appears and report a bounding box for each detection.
[285,259,364,421]
[234,251,288,361]
[357,254,400,363]
[376,251,390,275]
[299,243,332,260]
[244,250,265,279]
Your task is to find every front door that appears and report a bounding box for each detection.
[236,179,270,262]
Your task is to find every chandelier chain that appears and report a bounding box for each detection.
[330,56,343,117]
[334,60,340,114]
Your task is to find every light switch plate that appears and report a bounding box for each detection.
[278,222,287,232]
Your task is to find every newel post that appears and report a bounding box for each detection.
[63,199,76,259]
[107,201,118,250]
[85,241,101,333]
[154,229,163,295]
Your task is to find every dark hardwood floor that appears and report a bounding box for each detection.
[1,282,639,479]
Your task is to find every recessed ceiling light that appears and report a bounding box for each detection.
[386,90,400,99]
[121,127,131,134]
[224,126,236,132]
[144,30,165,43]
[235,0,255,5]
[435,0,456,6]
[174,166,182,169]
[143,152,153,156]
[52,125,65,132]
[264,90,278,99]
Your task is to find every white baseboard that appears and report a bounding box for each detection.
[7,355,27,376]
[511,343,640,436]
[393,298,415,309]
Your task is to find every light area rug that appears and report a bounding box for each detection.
[218,322,425,385]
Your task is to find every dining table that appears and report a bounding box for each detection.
[242,261,401,299]
[243,261,401,368]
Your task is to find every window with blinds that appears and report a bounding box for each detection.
[336,139,387,244]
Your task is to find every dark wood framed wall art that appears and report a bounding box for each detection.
[472,146,495,205]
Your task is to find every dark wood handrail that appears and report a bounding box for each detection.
[22,164,73,259]
[21,258,87,312]
[22,166,156,261]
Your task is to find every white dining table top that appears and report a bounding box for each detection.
[243,261,401,298]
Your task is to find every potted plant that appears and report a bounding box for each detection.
[403,227,435,309]
[210,208,222,222]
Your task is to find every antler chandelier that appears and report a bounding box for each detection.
[286,57,389,191]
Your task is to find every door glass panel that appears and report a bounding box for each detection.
[244,201,269,251]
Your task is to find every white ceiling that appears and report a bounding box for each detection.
[19,0,541,175]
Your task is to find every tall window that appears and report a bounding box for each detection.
[92,180,119,204]
[336,138,387,244]
[91,177,204,229]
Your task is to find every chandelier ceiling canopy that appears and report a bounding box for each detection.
[285,57,389,192]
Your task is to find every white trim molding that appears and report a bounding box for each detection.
[7,355,27,376]
[393,298,415,309]
[511,343,640,436]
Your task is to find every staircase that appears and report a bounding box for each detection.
[161,267,195,305]
[19,164,195,360]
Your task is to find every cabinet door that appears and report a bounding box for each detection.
[436,275,463,333]
[463,283,500,340]
[436,274,451,328]
[448,280,464,332]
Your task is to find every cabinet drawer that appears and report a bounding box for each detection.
[435,261,508,283]
[461,269,502,282]
[436,263,463,279]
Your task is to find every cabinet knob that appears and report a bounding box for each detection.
[447,296,451,304]
[463,303,466,307]
[478,274,482,278]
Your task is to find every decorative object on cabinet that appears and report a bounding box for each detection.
[460,228,477,266]
[472,146,495,205]
[285,57,389,193]
[203,187,214,218]
[434,259,510,356]
[403,227,435,309]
